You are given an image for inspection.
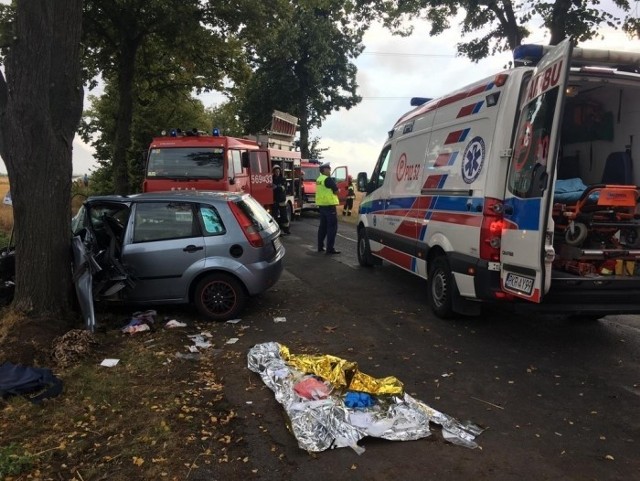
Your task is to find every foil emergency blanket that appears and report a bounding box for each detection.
[248,342,483,453]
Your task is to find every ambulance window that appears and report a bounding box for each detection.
[508,87,558,198]
[371,146,391,189]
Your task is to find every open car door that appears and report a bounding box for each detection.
[500,39,573,302]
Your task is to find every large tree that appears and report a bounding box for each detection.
[0,0,83,318]
[375,0,633,61]
[82,0,250,194]
[239,0,365,159]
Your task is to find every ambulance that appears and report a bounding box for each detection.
[356,39,640,319]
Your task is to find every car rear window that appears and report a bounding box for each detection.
[234,196,272,231]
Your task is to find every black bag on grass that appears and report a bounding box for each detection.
[0,362,63,403]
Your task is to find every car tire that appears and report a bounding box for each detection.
[427,255,454,319]
[357,227,375,267]
[194,273,247,321]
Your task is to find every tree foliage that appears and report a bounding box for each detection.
[81,0,250,193]
[80,83,211,194]
[374,0,634,61]
[0,0,83,319]
[239,0,366,159]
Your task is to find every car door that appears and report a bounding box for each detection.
[500,39,572,302]
[121,201,206,301]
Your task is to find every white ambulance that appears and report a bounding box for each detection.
[356,39,640,319]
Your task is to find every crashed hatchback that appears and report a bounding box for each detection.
[71,191,285,327]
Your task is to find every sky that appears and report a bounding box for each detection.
[2,4,640,177]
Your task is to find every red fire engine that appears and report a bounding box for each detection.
[143,111,303,220]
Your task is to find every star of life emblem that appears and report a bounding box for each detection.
[461,136,485,184]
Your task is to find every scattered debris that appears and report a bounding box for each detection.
[100,359,120,367]
[51,329,98,367]
[226,319,242,324]
[165,319,187,328]
[273,317,287,323]
[175,352,201,361]
[226,338,239,345]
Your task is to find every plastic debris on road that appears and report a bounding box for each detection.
[100,359,119,367]
[165,319,187,328]
[247,342,483,453]
[273,317,287,323]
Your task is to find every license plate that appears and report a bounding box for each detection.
[504,272,534,295]
[273,237,283,250]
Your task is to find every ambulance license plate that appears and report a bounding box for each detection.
[505,273,534,295]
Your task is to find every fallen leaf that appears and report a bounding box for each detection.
[605,454,614,461]
[323,326,337,333]
[132,456,144,467]
[351,464,358,470]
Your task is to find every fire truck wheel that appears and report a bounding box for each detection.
[427,256,454,319]
[194,273,247,321]
[357,228,375,267]
[565,222,588,246]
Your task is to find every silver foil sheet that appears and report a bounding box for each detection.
[247,342,483,453]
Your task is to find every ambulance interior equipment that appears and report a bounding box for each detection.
[549,57,640,276]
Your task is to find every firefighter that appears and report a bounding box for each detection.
[271,165,290,235]
[343,182,355,216]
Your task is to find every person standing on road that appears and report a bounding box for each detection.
[342,181,355,216]
[316,162,340,254]
[271,165,291,235]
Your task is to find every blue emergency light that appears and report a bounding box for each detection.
[212,128,220,136]
[513,44,545,66]
[170,128,178,137]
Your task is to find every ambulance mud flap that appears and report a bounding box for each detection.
[448,254,482,316]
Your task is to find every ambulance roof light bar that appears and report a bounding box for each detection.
[513,43,640,71]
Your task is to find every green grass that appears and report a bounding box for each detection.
[0,443,34,478]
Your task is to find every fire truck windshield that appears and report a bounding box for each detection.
[146,147,224,179]
[301,166,319,181]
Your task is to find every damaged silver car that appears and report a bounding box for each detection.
[71,191,285,327]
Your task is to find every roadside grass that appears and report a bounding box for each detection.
[0,321,241,480]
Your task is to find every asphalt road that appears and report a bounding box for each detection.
[201,212,640,481]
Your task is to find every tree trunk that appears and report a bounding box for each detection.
[0,0,83,319]
[549,0,574,45]
[112,36,139,195]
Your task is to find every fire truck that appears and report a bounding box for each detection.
[142,111,303,221]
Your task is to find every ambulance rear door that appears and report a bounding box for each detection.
[500,39,572,302]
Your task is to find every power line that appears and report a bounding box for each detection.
[361,51,455,57]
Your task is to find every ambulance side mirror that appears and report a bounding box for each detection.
[356,172,368,192]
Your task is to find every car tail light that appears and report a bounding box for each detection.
[228,201,264,248]
[480,197,505,261]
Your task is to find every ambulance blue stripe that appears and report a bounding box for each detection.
[472,101,484,113]
[459,128,470,142]
[504,197,542,230]
[485,82,495,90]
[447,152,458,166]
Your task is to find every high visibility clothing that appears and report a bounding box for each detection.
[316,174,339,206]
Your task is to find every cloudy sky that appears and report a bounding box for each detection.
[2,5,640,177]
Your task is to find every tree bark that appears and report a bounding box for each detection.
[0,0,83,318]
[549,0,574,45]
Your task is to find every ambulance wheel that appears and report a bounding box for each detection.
[357,228,375,267]
[427,256,454,319]
[194,273,247,321]
[565,222,588,246]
